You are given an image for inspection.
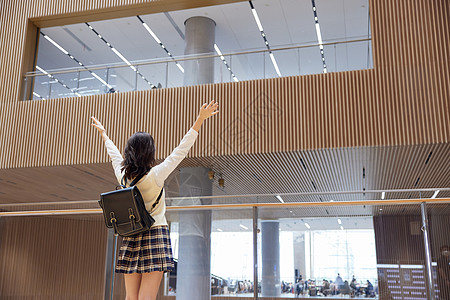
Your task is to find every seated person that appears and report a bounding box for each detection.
[365,280,374,297]
[321,279,331,296]
[340,280,351,295]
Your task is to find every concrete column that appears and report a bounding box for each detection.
[293,232,306,281]
[183,16,216,86]
[261,221,281,297]
[176,167,212,300]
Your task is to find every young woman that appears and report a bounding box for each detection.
[91,100,219,300]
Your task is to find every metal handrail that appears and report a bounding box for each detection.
[0,187,447,208]
[24,38,372,78]
[1,197,449,217]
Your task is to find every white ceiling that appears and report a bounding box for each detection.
[33,0,371,99]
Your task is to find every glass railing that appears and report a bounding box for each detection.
[0,188,448,299]
[23,38,372,101]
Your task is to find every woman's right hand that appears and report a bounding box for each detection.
[91,116,109,141]
[198,100,219,120]
[192,100,219,132]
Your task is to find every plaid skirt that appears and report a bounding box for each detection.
[115,225,175,274]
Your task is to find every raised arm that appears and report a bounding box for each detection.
[152,100,219,186]
[191,100,219,132]
[91,116,123,181]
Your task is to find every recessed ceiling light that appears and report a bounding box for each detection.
[240,224,249,230]
[431,190,439,199]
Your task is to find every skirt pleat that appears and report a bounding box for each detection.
[115,225,175,274]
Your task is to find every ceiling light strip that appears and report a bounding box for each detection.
[32,91,45,100]
[137,16,185,73]
[431,190,440,199]
[248,1,281,77]
[35,65,82,98]
[240,224,249,230]
[40,32,112,92]
[214,43,239,82]
[311,0,327,73]
[85,22,156,87]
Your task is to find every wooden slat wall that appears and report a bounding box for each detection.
[0,216,107,299]
[0,0,449,170]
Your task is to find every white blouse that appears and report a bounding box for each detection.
[104,128,199,227]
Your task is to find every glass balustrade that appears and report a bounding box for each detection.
[0,188,448,299]
[23,39,372,101]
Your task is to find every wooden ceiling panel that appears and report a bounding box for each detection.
[1,143,448,208]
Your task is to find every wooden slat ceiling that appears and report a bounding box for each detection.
[0,143,449,207]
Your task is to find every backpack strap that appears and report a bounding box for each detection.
[121,173,145,188]
[121,174,164,214]
[149,188,164,213]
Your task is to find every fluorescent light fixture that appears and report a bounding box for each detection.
[75,92,82,97]
[377,264,399,268]
[240,224,249,230]
[176,63,185,73]
[111,48,132,66]
[214,43,238,81]
[276,195,284,203]
[33,92,43,99]
[381,191,386,200]
[214,44,223,56]
[431,190,439,199]
[142,23,162,44]
[251,8,264,32]
[269,52,281,77]
[36,66,48,75]
[337,218,342,225]
[315,23,323,46]
[304,222,311,229]
[217,228,223,232]
[78,77,94,82]
[43,35,68,55]
[138,17,184,75]
[400,264,424,269]
[340,226,344,230]
[91,72,112,89]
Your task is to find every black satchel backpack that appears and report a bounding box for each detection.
[98,174,163,237]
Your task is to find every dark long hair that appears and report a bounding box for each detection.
[121,132,156,180]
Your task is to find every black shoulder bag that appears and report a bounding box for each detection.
[98,174,163,237]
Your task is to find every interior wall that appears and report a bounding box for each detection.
[0,0,449,170]
[0,216,107,299]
